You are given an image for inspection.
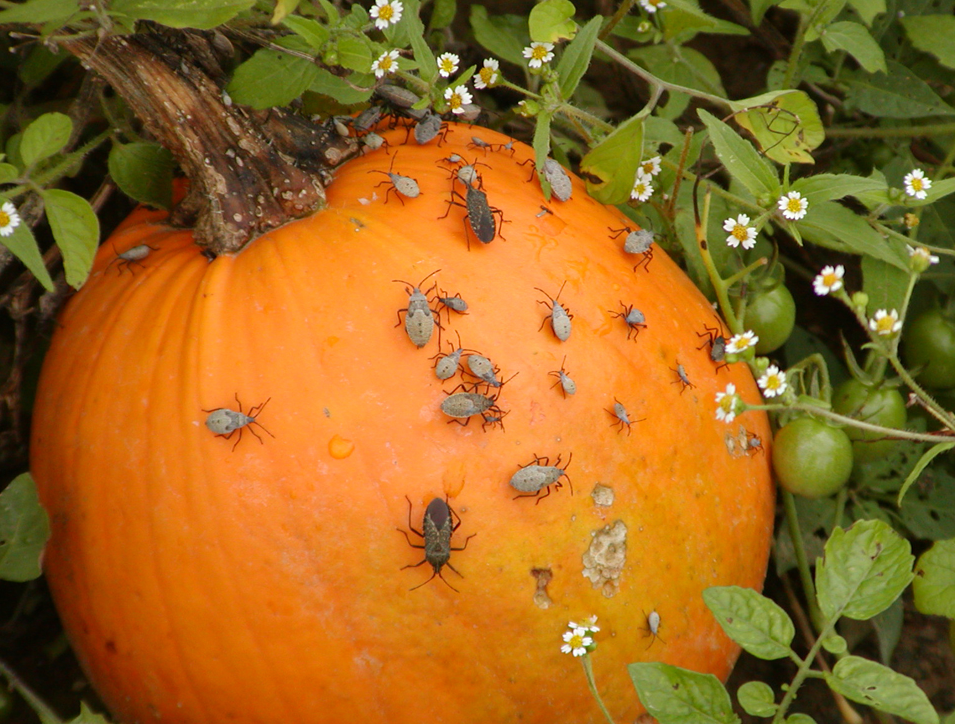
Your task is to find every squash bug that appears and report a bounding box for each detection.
[397,496,475,592]
[609,226,655,272]
[414,111,447,145]
[468,136,492,154]
[440,387,502,426]
[438,155,490,189]
[433,286,469,321]
[537,281,573,342]
[642,610,665,648]
[697,325,728,370]
[353,105,383,134]
[465,353,501,388]
[548,356,576,397]
[106,243,157,274]
[370,152,420,205]
[360,132,389,154]
[431,331,471,380]
[481,409,509,432]
[510,452,573,503]
[393,270,442,348]
[745,430,764,456]
[671,362,695,394]
[610,302,646,340]
[440,181,505,247]
[607,398,642,435]
[542,158,573,202]
[203,394,275,451]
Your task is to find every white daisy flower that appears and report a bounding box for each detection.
[869,309,902,337]
[903,169,932,200]
[436,52,460,78]
[715,383,741,423]
[813,265,845,296]
[630,171,654,202]
[639,156,662,177]
[444,85,472,114]
[757,365,787,398]
[722,214,757,250]
[371,49,400,78]
[726,330,759,355]
[474,58,500,89]
[561,627,593,657]
[0,201,21,238]
[777,191,808,220]
[569,616,600,633]
[523,42,555,69]
[370,0,403,29]
[907,244,940,272]
[639,0,667,12]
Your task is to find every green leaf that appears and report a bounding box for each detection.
[698,109,778,197]
[630,46,726,118]
[65,702,111,724]
[913,538,955,618]
[19,45,71,88]
[737,681,777,717]
[580,114,643,205]
[751,0,783,24]
[403,1,437,84]
[556,16,602,100]
[797,201,908,269]
[0,0,80,24]
[282,15,330,51]
[429,0,456,30]
[0,164,19,184]
[845,60,955,118]
[227,47,319,109]
[899,470,955,541]
[786,715,817,724]
[532,112,554,197]
[735,91,824,164]
[270,0,299,24]
[336,36,373,73]
[702,586,795,660]
[821,632,848,654]
[0,217,54,291]
[816,519,915,622]
[923,177,955,205]
[861,255,910,318]
[803,0,849,41]
[826,656,939,724]
[662,0,749,43]
[529,0,577,42]
[20,112,72,168]
[821,21,886,74]
[43,189,100,289]
[847,0,885,24]
[107,142,174,209]
[0,473,50,582]
[901,16,955,70]
[469,6,528,67]
[628,662,740,724]
[898,442,955,506]
[109,0,254,29]
[307,69,374,105]
[793,173,886,205]
[872,597,904,664]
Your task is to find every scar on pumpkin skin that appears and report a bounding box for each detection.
[531,568,553,609]
[591,484,614,507]
[582,520,627,598]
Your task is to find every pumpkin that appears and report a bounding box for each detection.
[31,122,774,724]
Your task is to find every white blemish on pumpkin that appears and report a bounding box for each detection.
[591,484,614,507]
[582,520,627,597]
[531,568,553,609]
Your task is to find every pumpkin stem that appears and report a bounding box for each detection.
[63,28,359,254]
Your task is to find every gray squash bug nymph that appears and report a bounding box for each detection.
[370,152,421,205]
[465,353,501,388]
[468,136,492,154]
[481,409,509,432]
[393,270,442,348]
[642,610,665,648]
[376,84,422,110]
[203,394,275,451]
[440,374,516,427]
[433,286,469,321]
[431,331,472,380]
[360,132,389,154]
[414,111,447,146]
[697,324,729,370]
[536,281,573,342]
[542,158,573,202]
[353,105,383,134]
[510,452,573,503]
[671,362,695,394]
[606,398,642,435]
[397,496,475,592]
[610,302,646,340]
[548,356,576,398]
[106,243,158,274]
[609,226,655,272]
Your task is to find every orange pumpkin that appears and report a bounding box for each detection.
[31,122,774,724]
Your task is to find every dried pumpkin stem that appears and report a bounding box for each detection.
[62,29,358,254]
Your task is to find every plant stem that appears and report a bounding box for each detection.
[781,13,808,90]
[782,491,823,630]
[598,0,635,40]
[581,655,617,724]
[0,658,63,724]
[826,122,955,138]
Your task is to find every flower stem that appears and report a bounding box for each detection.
[581,655,617,724]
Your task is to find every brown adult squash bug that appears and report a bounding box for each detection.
[397,496,475,591]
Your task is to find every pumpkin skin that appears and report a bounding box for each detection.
[31,122,774,724]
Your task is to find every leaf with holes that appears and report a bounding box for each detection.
[703,586,794,660]
[628,662,740,724]
[826,657,938,724]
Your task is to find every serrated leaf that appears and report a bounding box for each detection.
[628,662,740,724]
[821,21,886,73]
[43,189,99,289]
[826,657,938,724]
[797,201,908,269]
[308,69,374,104]
[735,91,823,164]
[737,681,777,717]
[469,6,528,66]
[847,0,885,24]
[282,15,330,51]
[0,164,19,184]
[845,60,955,118]
[816,519,915,622]
[0,217,54,291]
[898,442,955,506]
[703,586,795,660]
[901,16,955,70]
[109,0,254,29]
[0,0,79,23]
[227,47,319,109]
[556,16,601,100]
[336,36,372,73]
[20,112,72,168]
[529,0,577,42]
[0,473,50,582]
[107,142,174,209]
[580,114,643,205]
[698,109,778,197]
[913,538,955,618]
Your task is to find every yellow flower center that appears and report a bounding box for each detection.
[447,93,463,110]
[479,68,495,85]
[531,46,549,61]
[378,4,394,21]
[875,317,896,334]
[910,178,924,191]
[568,633,585,648]
[0,211,9,228]
[732,224,748,241]
[379,57,394,71]
[719,397,735,414]
[440,59,454,73]
[786,198,803,213]
[765,376,782,391]
[822,272,839,287]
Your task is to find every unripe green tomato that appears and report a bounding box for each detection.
[746,285,796,354]
[832,380,907,463]
[903,309,955,389]
[772,418,854,498]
